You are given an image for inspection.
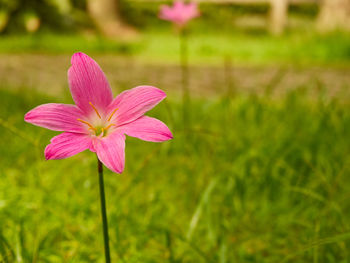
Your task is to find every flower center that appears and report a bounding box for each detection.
[77,102,118,137]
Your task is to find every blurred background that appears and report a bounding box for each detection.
[0,0,350,262]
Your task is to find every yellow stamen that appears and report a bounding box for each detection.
[104,124,114,130]
[89,102,101,119]
[100,124,114,136]
[77,118,96,130]
[107,108,118,122]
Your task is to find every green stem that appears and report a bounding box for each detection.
[179,29,190,130]
[224,55,234,98]
[98,158,111,263]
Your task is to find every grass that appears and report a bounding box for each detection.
[0,83,349,262]
[0,30,350,66]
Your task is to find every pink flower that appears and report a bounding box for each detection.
[159,0,200,28]
[25,52,173,174]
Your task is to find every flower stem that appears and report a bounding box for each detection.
[179,29,190,131]
[97,158,111,263]
[224,55,234,98]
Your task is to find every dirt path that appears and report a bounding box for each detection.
[0,54,349,99]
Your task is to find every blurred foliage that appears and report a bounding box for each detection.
[120,2,318,32]
[0,0,320,34]
[0,0,91,34]
[0,82,349,262]
[0,0,63,33]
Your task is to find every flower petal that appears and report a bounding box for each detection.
[107,86,166,126]
[159,5,174,21]
[93,132,126,174]
[45,132,92,160]
[174,0,186,9]
[68,52,113,115]
[119,116,173,142]
[185,3,200,20]
[159,1,199,26]
[24,103,86,133]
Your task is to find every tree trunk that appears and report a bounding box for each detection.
[87,0,136,38]
[317,0,350,32]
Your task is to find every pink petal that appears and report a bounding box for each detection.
[68,52,113,115]
[93,132,126,174]
[45,132,92,160]
[119,116,173,142]
[174,0,186,9]
[107,86,166,126]
[159,1,199,26]
[24,103,86,133]
[186,3,200,20]
[159,6,173,21]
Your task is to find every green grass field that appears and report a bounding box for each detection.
[0,81,349,262]
[0,19,350,261]
[1,31,350,66]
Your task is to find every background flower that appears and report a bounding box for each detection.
[159,0,200,28]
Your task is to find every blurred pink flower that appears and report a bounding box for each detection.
[159,0,200,28]
[25,52,173,174]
